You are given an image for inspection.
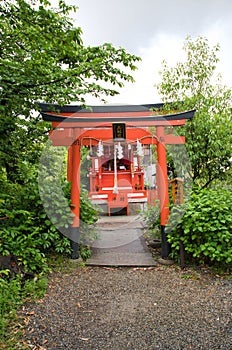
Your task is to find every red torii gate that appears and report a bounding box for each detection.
[39,103,195,259]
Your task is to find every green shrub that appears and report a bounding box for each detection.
[0,275,47,338]
[168,186,232,265]
[140,200,160,239]
[79,245,92,261]
[0,147,99,272]
[79,189,99,244]
[0,276,22,338]
[0,179,71,272]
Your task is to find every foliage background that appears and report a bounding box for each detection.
[0,1,142,345]
[156,36,232,266]
[0,0,140,271]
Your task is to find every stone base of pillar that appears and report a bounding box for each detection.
[161,225,171,258]
[70,227,80,259]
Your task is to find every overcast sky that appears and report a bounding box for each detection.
[67,0,232,104]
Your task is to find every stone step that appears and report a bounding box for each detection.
[86,252,157,267]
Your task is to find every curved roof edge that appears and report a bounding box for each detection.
[37,102,195,124]
[40,109,195,123]
[37,102,164,113]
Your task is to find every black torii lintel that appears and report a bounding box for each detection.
[37,102,195,124]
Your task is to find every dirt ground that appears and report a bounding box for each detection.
[21,264,231,350]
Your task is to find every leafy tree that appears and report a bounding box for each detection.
[0,1,141,340]
[155,36,232,267]
[0,0,140,270]
[157,36,232,188]
[1,0,140,114]
[0,0,140,180]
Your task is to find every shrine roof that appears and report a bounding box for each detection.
[38,102,195,126]
[38,102,164,113]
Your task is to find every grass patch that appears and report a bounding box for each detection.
[0,275,48,349]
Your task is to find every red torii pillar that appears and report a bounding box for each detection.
[50,127,82,259]
[156,126,171,258]
[69,140,81,259]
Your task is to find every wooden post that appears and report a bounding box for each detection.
[113,144,118,194]
[67,146,72,182]
[130,147,135,190]
[171,178,185,269]
[156,126,171,258]
[170,177,184,205]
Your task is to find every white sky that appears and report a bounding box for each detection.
[66,0,232,104]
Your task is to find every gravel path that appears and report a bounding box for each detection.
[22,265,231,350]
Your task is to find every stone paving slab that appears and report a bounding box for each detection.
[86,252,157,267]
[86,215,156,267]
[91,228,142,249]
[96,214,144,230]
